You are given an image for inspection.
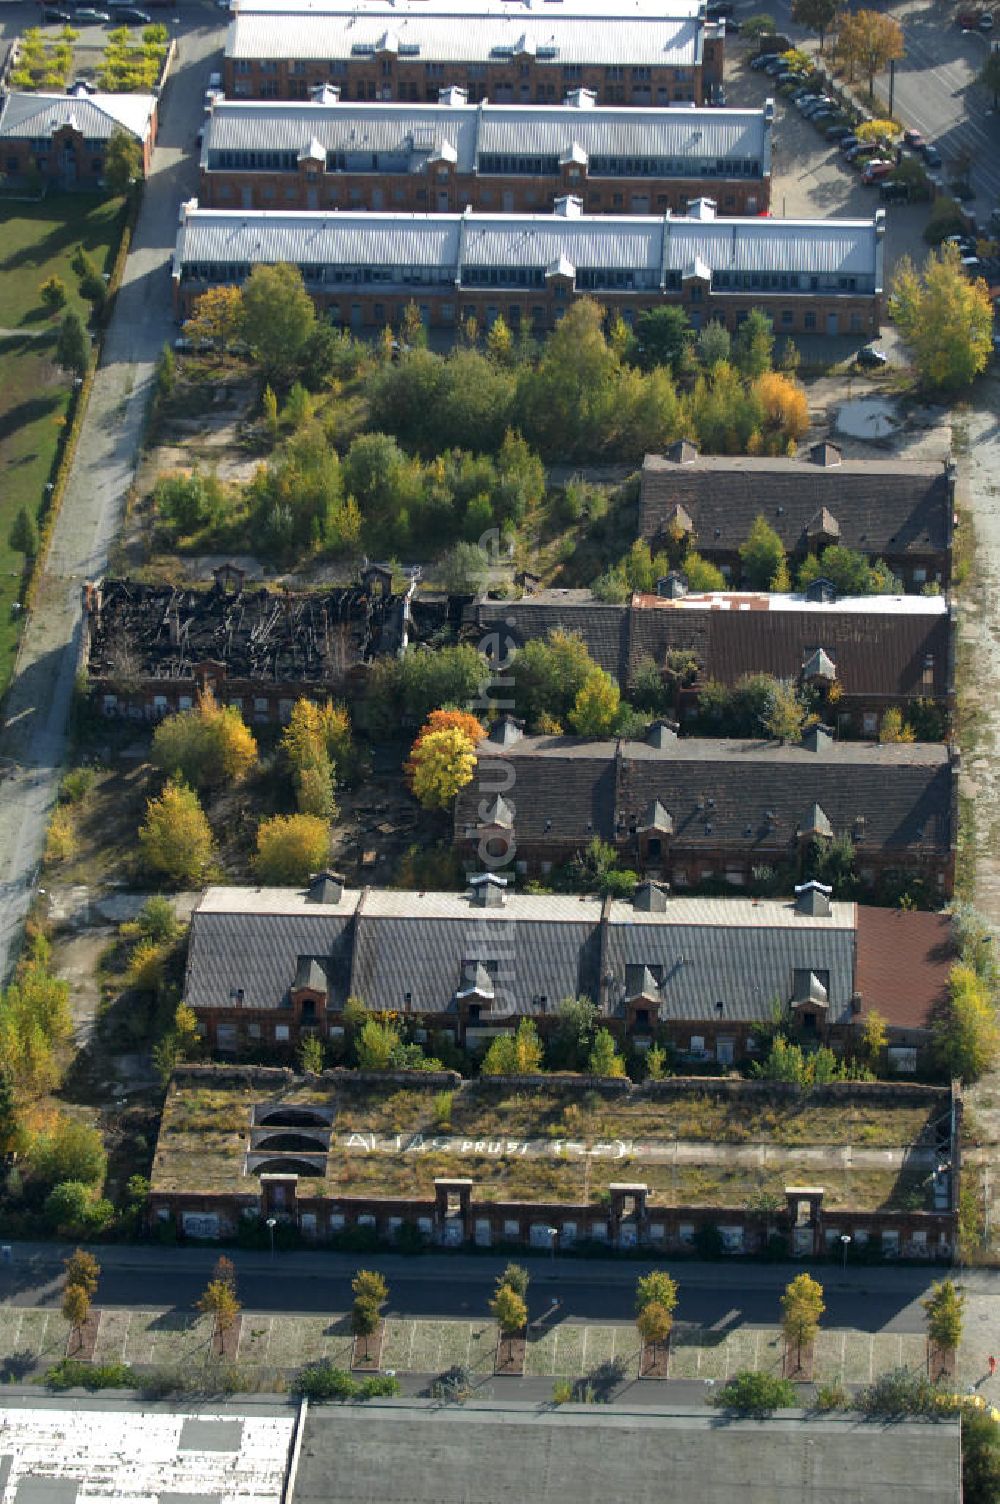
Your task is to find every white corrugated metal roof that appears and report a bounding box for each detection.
[176,205,879,282]
[233,0,703,15]
[226,11,703,64]
[203,101,769,175]
[0,90,155,141]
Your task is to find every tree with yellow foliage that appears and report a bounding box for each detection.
[836,9,903,98]
[183,284,245,354]
[255,813,330,885]
[152,689,257,789]
[281,697,352,818]
[568,668,621,736]
[406,710,486,791]
[409,726,478,810]
[890,245,994,392]
[139,779,215,885]
[754,371,810,446]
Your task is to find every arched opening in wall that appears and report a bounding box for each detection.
[256,1106,330,1128]
[254,1131,328,1153]
[251,1156,325,1178]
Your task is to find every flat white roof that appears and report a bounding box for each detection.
[632,591,949,616]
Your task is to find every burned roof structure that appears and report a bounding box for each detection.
[83,565,452,717]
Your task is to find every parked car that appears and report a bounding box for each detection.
[903,129,925,150]
[764,59,786,74]
[862,160,894,183]
[74,8,111,21]
[855,345,888,368]
[208,70,222,88]
[810,107,836,121]
[111,5,151,19]
[802,96,834,114]
[749,52,779,69]
[980,11,994,28]
[945,234,978,253]
[826,124,853,140]
[42,7,73,20]
[838,134,859,153]
[880,181,910,203]
[922,145,942,169]
[957,9,982,25]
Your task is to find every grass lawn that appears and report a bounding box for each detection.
[0,194,125,694]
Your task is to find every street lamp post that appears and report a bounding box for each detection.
[841,1233,851,1271]
[267,1216,277,1260]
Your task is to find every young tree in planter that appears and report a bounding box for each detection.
[197,1267,241,1355]
[62,1281,91,1353]
[922,1279,964,1357]
[56,310,89,376]
[635,1269,678,1367]
[64,1247,101,1298]
[780,1272,825,1372]
[497,1263,530,1301]
[490,1282,528,1365]
[351,1269,388,1360]
[636,1300,673,1366]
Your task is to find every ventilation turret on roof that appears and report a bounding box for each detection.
[801,724,834,754]
[469,872,508,906]
[307,870,344,904]
[802,647,836,683]
[478,795,514,830]
[665,438,699,465]
[638,798,673,834]
[489,715,524,747]
[792,968,829,1007]
[633,879,669,911]
[646,719,679,749]
[797,804,834,840]
[655,571,688,599]
[456,959,496,999]
[809,442,842,468]
[794,879,833,917]
[806,506,841,544]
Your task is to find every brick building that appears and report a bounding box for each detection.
[454,719,957,893]
[172,197,884,336]
[148,1065,959,1260]
[181,871,953,1058]
[473,586,954,738]
[81,565,452,723]
[0,89,157,189]
[640,441,955,589]
[222,7,724,107]
[200,90,773,216]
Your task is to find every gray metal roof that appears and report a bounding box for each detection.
[348,888,603,1016]
[226,11,704,65]
[0,90,155,142]
[604,900,856,1024]
[203,99,770,178]
[183,890,361,1012]
[175,202,881,283]
[234,0,704,15]
[291,1400,962,1504]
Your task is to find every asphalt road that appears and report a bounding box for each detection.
[0,1242,960,1333]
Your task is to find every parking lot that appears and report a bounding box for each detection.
[725,40,941,283]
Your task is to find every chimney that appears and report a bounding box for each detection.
[686,197,717,222]
[850,991,863,1015]
[794,880,832,918]
[438,84,468,106]
[655,571,688,600]
[801,723,834,753]
[564,87,597,108]
[553,195,584,218]
[469,873,507,908]
[489,715,523,747]
[307,870,344,904]
[310,82,341,104]
[666,438,699,465]
[646,719,679,749]
[809,441,842,468]
[633,880,669,912]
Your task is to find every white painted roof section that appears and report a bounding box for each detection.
[233,0,704,16]
[0,1402,295,1502]
[226,11,704,65]
[607,896,857,929]
[0,90,155,141]
[633,590,949,616]
[204,101,770,176]
[198,883,363,915]
[175,205,881,283]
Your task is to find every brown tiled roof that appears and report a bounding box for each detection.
[475,593,629,683]
[854,907,954,1029]
[639,452,952,559]
[454,735,955,858]
[628,599,952,699]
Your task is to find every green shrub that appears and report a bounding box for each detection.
[46,1359,134,1391]
[855,1366,942,1417]
[292,1360,399,1400]
[814,1382,849,1412]
[59,766,96,804]
[710,1370,797,1415]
